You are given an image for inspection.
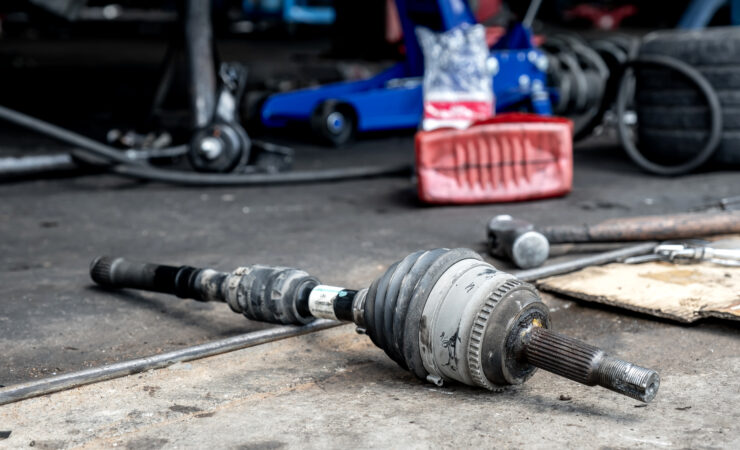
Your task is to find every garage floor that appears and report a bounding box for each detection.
[0,36,739,448]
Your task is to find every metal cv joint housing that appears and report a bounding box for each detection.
[418,258,549,390]
[199,265,319,325]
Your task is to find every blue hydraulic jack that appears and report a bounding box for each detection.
[259,0,552,145]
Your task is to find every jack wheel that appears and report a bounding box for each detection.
[311,100,355,147]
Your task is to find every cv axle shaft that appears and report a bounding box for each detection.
[90,248,659,402]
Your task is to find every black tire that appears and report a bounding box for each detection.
[636,89,740,108]
[636,66,740,90]
[641,27,740,66]
[626,28,740,172]
[310,100,355,147]
[617,56,723,175]
[638,106,740,131]
[639,128,740,165]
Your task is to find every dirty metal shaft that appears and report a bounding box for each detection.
[89,249,660,403]
[524,327,659,402]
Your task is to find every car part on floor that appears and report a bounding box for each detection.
[0,105,411,185]
[538,211,740,244]
[0,320,339,407]
[487,215,549,269]
[89,249,660,402]
[415,113,573,204]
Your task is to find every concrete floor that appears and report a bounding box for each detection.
[0,314,738,449]
[1,134,739,448]
[0,34,739,449]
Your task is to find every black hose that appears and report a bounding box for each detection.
[0,104,412,185]
[112,163,411,186]
[0,105,142,166]
[615,55,723,176]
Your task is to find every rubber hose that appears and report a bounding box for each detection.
[0,104,412,185]
[0,105,145,166]
[112,163,411,186]
[616,55,723,176]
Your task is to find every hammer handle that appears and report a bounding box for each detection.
[540,211,740,243]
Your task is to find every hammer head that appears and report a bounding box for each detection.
[487,215,549,269]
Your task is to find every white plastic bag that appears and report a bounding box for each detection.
[416,23,494,130]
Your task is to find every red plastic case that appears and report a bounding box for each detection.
[415,113,573,204]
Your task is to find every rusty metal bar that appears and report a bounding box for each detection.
[0,319,340,407]
[539,211,740,244]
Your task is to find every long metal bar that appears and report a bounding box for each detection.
[0,154,76,176]
[514,242,658,282]
[539,212,740,244]
[0,319,340,407]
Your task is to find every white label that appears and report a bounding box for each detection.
[308,285,345,320]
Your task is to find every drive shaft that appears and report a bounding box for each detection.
[90,249,659,402]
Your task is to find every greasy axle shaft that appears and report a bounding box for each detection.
[90,249,660,402]
[524,327,659,402]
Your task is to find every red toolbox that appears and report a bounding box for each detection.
[415,113,573,204]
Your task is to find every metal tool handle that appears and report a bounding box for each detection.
[540,211,740,243]
[704,247,740,264]
[625,244,740,265]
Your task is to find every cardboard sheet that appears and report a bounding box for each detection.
[539,261,740,323]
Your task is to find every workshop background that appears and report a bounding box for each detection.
[1,0,739,448]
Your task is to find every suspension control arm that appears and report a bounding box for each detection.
[90,249,660,402]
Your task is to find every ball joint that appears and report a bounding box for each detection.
[91,248,659,402]
[188,122,250,173]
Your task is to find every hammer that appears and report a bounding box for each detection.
[487,215,549,269]
[488,210,740,269]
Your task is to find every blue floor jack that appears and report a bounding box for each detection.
[259,0,552,145]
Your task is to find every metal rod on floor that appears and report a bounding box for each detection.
[0,319,340,407]
[514,241,658,282]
